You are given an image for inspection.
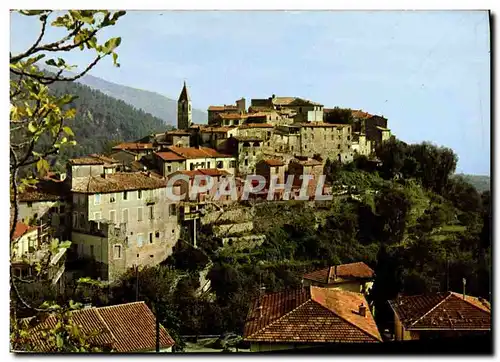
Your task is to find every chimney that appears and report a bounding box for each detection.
[327,266,335,284]
[359,303,366,317]
[462,278,466,299]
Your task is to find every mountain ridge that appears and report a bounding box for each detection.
[76,74,207,126]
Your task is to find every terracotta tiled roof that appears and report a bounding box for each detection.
[167,146,233,159]
[18,186,63,202]
[218,113,247,120]
[69,157,104,165]
[71,172,166,193]
[303,262,375,284]
[300,122,350,128]
[263,159,285,167]
[239,123,274,129]
[155,151,186,162]
[389,292,491,331]
[166,130,190,136]
[169,169,231,181]
[200,126,234,133]
[272,96,297,106]
[244,287,381,343]
[23,302,175,352]
[248,106,273,113]
[12,222,37,240]
[208,105,238,111]
[351,109,374,119]
[89,154,119,164]
[112,143,154,151]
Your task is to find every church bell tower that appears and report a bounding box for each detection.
[177,81,192,130]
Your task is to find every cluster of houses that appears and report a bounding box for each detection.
[10,83,490,352]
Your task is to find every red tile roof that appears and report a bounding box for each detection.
[300,122,350,128]
[389,292,491,331]
[166,130,190,136]
[238,123,274,129]
[200,126,235,133]
[208,105,238,111]
[303,262,375,284]
[12,222,37,240]
[244,287,381,343]
[155,151,186,161]
[218,112,247,120]
[169,168,231,179]
[112,142,154,151]
[70,172,166,193]
[263,159,285,167]
[291,158,323,167]
[167,146,233,159]
[351,109,374,119]
[22,302,175,352]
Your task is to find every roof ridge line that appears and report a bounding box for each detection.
[247,294,311,340]
[93,308,117,345]
[311,298,381,342]
[410,292,451,327]
[449,292,491,313]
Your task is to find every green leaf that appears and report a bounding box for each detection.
[28,122,37,133]
[63,126,74,137]
[45,59,57,66]
[56,334,63,348]
[59,240,72,249]
[36,158,49,173]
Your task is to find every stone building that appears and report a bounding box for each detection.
[166,146,236,174]
[198,126,239,152]
[351,132,372,157]
[68,169,179,282]
[109,149,141,168]
[168,169,232,203]
[351,110,391,151]
[217,112,246,127]
[256,159,286,187]
[112,142,155,157]
[299,122,353,163]
[207,98,246,125]
[177,81,192,130]
[17,173,69,240]
[227,136,265,176]
[165,129,190,148]
[154,151,186,176]
[287,157,323,194]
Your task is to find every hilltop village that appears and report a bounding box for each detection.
[11,83,490,352]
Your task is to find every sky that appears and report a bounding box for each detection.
[10,10,491,175]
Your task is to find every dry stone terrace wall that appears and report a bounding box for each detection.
[201,207,253,225]
[213,221,254,237]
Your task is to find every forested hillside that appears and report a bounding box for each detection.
[453,174,490,193]
[77,74,207,125]
[46,80,168,168]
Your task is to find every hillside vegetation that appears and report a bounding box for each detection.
[45,79,168,168]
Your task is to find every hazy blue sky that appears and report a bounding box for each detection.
[10,11,490,175]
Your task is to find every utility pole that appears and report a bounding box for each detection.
[135,264,139,302]
[155,300,160,353]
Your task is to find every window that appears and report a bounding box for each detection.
[149,206,154,220]
[304,145,307,149]
[109,210,116,223]
[207,162,211,168]
[94,194,101,205]
[190,164,194,171]
[137,207,143,222]
[169,204,177,216]
[155,231,160,238]
[122,209,129,223]
[110,193,116,203]
[90,245,94,258]
[27,201,33,208]
[138,190,142,200]
[123,191,128,201]
[275,167,279,173]
[167,165,172,173]
[137,234,144,247]
[216,160,223,168]
[94,212,101,220]
[347,135,351,141]
[338,144,341,149]
[59,205,65,214]
[244,159,248,166]
[80,213,85,229]
[230,160,236,168]
[113,245,122,259]
[73,212,78,227]
[149,232,153,244]
[201,162,206,168]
